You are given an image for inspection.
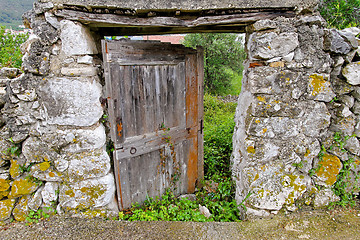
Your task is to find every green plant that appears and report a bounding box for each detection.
[6,137,21,156]
[183,33,245,95]
[330,132,358,207]
[0,25,28,68]
[25,208,51,224]
[203,94,236,180]
[319,0,360,29]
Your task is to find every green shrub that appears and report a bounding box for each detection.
[0,24,28,68]
[319,0,360,29]
[183,33,245,95]
[203,93,236,180]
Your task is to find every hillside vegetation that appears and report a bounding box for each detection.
[0,0,34,30]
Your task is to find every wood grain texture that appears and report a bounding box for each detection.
[102,39,203,210]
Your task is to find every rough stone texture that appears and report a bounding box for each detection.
[39,0,318,11]
[66,149,110,182]
[8,177,39,199]
[59,174,115,210]
[343,62,360,85]
[38,77,103,126]
[28,186,44,211]
[313,188,340,208]
[0,198,16,221]
[244,162,311,212]
[42,182,59,206]
[248,32,299,60]
[60,20,98,56]
[232,18,360,218]
[12,196,29,222]
[313,153,342,187]
[324,29,352,54]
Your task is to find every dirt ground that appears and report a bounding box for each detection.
[1,206,360,240]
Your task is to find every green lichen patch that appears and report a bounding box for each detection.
[0,198,16,221]
[315,153,342,186]
[8,178,39,199]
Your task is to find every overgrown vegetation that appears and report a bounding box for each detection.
[183,33,245,95]
[0,24,28,68]
[319,0,360,29]
[119,94,239,222]
[330,132,359,207]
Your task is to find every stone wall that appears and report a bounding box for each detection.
[0,3,117,223]
[0,0,360,223]
[232,16,360,217]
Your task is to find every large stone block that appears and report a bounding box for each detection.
[313,153,342,187]
[249,32,299,60]
[30,124,106,153]
[343,62,360,86]
[307,74,335,102]
[12,196,30,222]
[59,173,115,210]
[244,162,311,211]
[324,29,352,54]
[0,199,16,221]
[301,101,331,137]
[60,20,98,56]
[38,77,103,126]
[65,148,111,181]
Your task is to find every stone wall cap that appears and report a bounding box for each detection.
[38,0,318,11]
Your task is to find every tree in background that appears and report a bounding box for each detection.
[0,25,28,68]
[183,33,245,95]
[319,0,360,29]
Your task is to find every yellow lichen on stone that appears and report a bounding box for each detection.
[65,189,75,197]
[315,153,342,186]
[0,179,10,192]
[9,160,21,179]
[12,196,29,222]
[257,96,266,103]
[0,199,16,221]
[247,146,256,154]
[309,74,326,96]
[8,178,38,198]
[38,162,51,171]
[0,190,9,200]
[304,149,311,157]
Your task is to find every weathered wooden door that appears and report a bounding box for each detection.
[101,39,204,210]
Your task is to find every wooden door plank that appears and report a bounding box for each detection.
[185,53,199,193]
[196,47,205,184]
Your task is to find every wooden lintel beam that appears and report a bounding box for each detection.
[55,9,295,29]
